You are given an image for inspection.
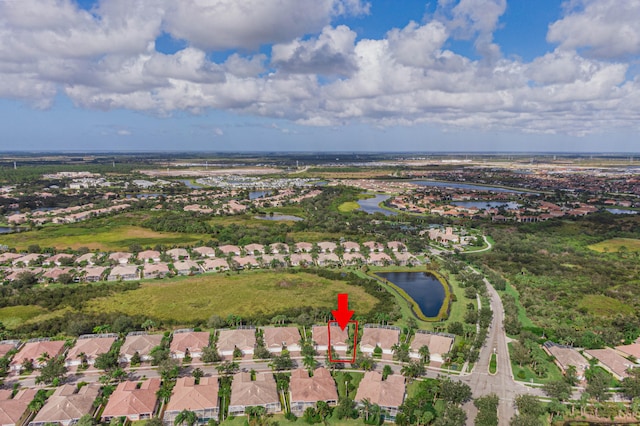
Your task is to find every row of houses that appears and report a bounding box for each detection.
[543,340,640,381]
[4,369,404,426]
[0,241,420,284]
[5,326,454,375]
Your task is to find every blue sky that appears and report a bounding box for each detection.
[0,0,639,152]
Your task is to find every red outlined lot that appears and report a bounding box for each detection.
[328,320,358,363]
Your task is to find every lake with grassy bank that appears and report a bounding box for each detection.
[376,271,446,319]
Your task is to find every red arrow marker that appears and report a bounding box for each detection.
[332,293,354,331]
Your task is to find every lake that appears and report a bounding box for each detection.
[255,214,303,222]
[377,271,445,318]
[356,194,397,216]
[0,227,14,234]
[451,201,521,209]
[249,190,272,200]
[606,208,638,215]
[413,180,527,194]
[179,179,204,189]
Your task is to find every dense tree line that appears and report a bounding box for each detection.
[142,212,213,234]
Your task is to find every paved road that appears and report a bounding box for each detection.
[458,270,545,425]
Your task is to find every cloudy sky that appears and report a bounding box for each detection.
[1,0,639,152]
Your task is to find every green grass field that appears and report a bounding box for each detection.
[587,238,640,253]
[0,305,48,328]
[337,201,360,212]
[489,353,497,374]
[1,222,204,251]
[82,272,379,323]
[578,294,635,317]
[508,342,563,384]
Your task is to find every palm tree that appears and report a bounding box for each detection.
[418,345,430,365]
[174,409,199,426]
[36,352,50,366]
[77,352,88,369]
[360,398,372,422]
[303,353,316,373]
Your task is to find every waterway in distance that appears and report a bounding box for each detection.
[376,271,445,318]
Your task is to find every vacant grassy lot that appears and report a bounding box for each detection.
[1,221,204,251]
[337,201,360,212]
[83,272,378,323]
[0,305,48,328]
[587,238,640,253]
[578,294,635,317]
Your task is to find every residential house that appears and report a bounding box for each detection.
[410,332,454,365]
[289,368,338,414]
[0,341,20,359]
[0,253,22,265]
[317,242,337,253]
[119,333,163,363]
[74,253,95,266]
[12,254,46,267]
[137,250,161,263]
[289,253,313,267]
[341,241,360,253]
[232,257,260,270]
[166,248,189,261]
[170,330,210,359]
[294,242,313,253]
[262,327,302,355]
[108,252,131,265]
[615,343,640,360]
[43,253,74,266]
[584,348,637,380]
[342,252,365,266]
[312,325,348,354]
[101,379,161,422]
[66,334,117,367]
[217,329,256,358]
[0,389,38,426]
[142,263,169,279]
[367,252,393,266]
[387,241,406,252]
[269,243,289,254]
[10,339,66,372]
[193,246,216,258]
[164,377,219,425]
[228,372,281,416]
[543,342,590,381]
[29,384,101,426]
[201,258,229,272]
[260,255,287,268]
[173,260,201,276]
[362,241,385,252]
[107,265,139,281]
[355,372,405,420]
[360,326,400,356]
[82,266,106,282]
[41,267,73,283]
[218,245,241,256]
[316,253,340,267]
[244,244,265,255]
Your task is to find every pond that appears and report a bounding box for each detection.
[0,227,14,234]
[249,190,272,200]
[356,194,397,216]
[450,201,521,209]
[413,180,528,194]
[606,208,638,215]
[179,179,203,189]
[376,271,446,318]
[255,214,303,222]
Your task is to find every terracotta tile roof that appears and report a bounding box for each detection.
[360,327,399,351]
[66,336,117,363]
[262,327,301,350]
[11,340,66,368]
[312,325,348,347]
[120,334,163,358]
[170,332,210,356]
[289,368,338,404]
[230,372,279,408]
[217,329,256,353]
[30,384,100,425]
[0,388,37,426]
[615,343,640,359]
[355,372,405,409]
[410,333,453,356]
[585,348,636,379]
[166,377,219,412]
[545,344,589,376]
[102,379,160,419]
